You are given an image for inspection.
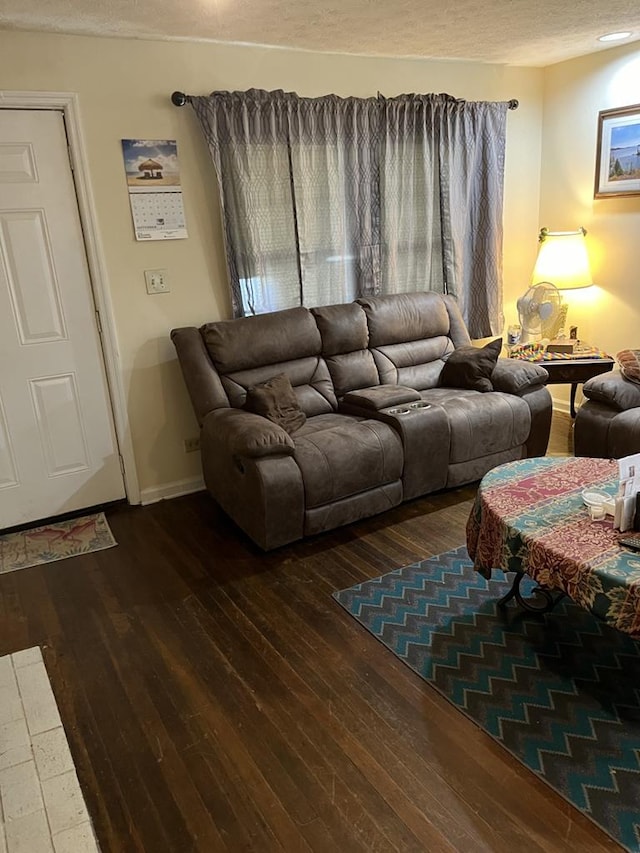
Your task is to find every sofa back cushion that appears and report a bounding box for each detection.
[358,292,470,390]
[312,303,379,397]
[203,306,318,372]
[201,307,336,415]
[358,292,451,346]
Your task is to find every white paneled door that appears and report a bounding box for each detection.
[0,109,125,529]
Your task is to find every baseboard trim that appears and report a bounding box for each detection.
[552,400,572,416]
[139,476,205,506]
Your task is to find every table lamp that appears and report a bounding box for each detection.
[532,227,593,291]
[531,227,594,341]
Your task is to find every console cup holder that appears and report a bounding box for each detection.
[409,401,430,409]
[388,407,411,415]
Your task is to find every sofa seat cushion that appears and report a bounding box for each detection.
[293,412,364,436]
[293,418,403,508]
[419,389,531,464]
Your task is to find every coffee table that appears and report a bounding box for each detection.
[466,456,640,637]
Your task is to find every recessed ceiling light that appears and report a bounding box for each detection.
[598,31,632,42]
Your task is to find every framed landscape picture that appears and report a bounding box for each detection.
[595,103,640,198]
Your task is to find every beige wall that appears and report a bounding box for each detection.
[0,30,543,498]
[540,42,640,407]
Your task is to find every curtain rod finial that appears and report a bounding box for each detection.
[508,99,519,110]
[171,91,189,107]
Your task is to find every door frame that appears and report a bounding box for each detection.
[0,90,139,503]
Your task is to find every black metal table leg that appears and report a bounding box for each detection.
[570,383,578,418]
[498,572,566,614]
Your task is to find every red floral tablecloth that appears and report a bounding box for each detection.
[466,456,640,637]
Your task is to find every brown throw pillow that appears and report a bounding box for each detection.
[439,338,502,392]
[245,373,306,434]
[617,349,640,385]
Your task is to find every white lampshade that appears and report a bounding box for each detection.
[531,227,593,290]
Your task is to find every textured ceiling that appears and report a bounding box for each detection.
[1,0,639,67]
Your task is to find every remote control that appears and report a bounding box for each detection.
[619,535,640,551]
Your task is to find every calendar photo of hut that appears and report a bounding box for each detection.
[121,139,182,187]
[120,139,188,240]
[138,158,163,179]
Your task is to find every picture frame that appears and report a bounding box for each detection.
[595,103,640,198]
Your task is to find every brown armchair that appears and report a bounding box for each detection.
[575,369,640,458]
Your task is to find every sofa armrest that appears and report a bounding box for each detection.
[171,326,229,425]
[491,358,549,395]
[341,384,421,411]
[203,408,296,458]
[583,371,640,412]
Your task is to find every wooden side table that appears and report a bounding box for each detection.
[542,357,614,417]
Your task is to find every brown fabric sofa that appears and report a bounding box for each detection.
[574,371,640,458]
[171,292,552,549]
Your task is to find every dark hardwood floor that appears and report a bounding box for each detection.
[2,410,620,852]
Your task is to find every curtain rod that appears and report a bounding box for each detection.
[170,91,519,109]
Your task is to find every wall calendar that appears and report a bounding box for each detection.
[121,139,188,241]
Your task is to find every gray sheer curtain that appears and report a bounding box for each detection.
[191,89,507,337]
[191,90,299,316]
[289,95,381,307]
[380,95,444,297]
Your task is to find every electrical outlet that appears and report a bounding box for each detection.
[183,437,200,453]
[145,269,170,294]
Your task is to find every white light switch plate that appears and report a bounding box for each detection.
[145,269,170,294]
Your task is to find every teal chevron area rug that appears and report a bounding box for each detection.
[334,546,640,853]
